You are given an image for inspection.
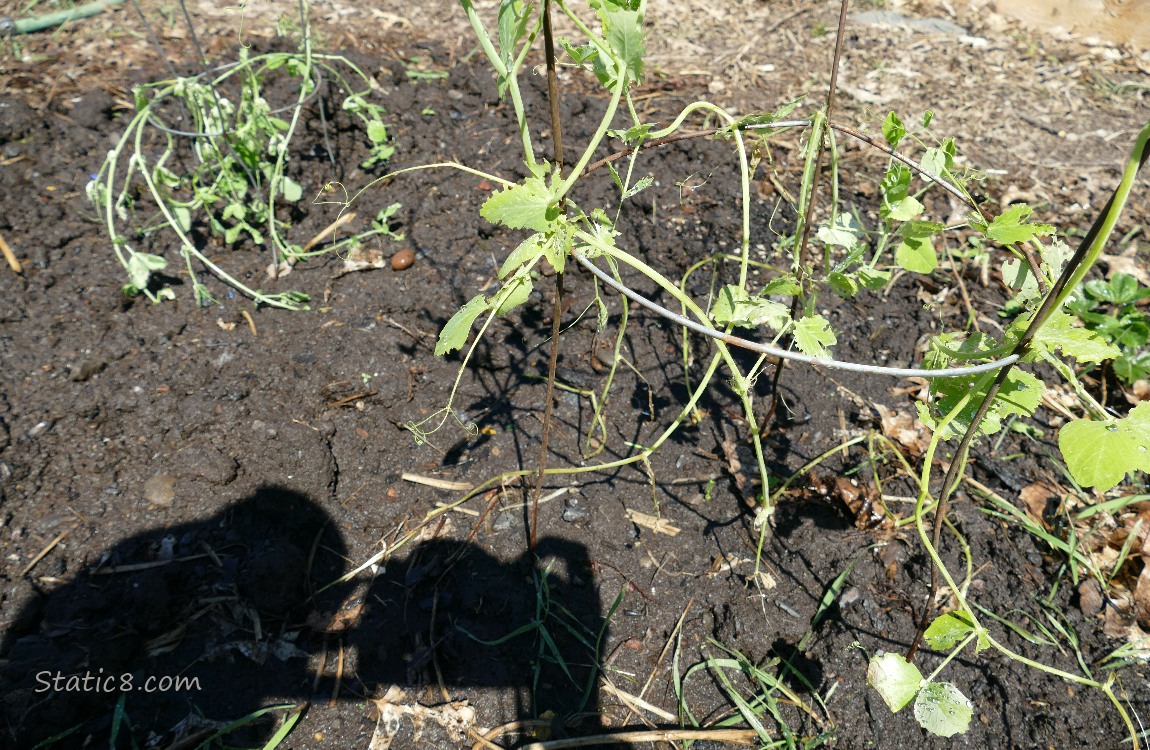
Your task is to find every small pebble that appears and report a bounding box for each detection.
[562,496,589,522]
[493,511,514,531]
[391,248,415,271]
[143,473,177,508]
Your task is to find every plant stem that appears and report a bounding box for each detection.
[531,0,565,552]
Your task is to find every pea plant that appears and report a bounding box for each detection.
[87,2,399,310]
[369,0,1150,742]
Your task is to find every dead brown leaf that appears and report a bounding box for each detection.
[1019,480,1062,528]
[834,476,893,531]
[874,404,930,456]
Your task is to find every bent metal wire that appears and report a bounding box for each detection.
[573,251,1020,379]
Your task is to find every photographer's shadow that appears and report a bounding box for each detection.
[1,486,604,747]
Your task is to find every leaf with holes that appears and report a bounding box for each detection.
[793,314,837,357]
[435,294,492,356]
[710,285,790,332]
[1030,310,1120,364]
[480,174,558,232]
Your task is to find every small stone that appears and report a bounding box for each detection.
[562,496,589,522]
[143,474,177,508]
[390,248,416,271]
[27,421,52,438]
[493,511,514,531]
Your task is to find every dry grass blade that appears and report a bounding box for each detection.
[402,473,474,491]
[20,527,72,576]
[518,727,761,749]
[0,232,21,274]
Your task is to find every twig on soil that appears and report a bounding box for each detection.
[601,681,676,722]
[402,473,474,491]
[328,637,344,707]
[620,596,693,726]
[240,309,257,336]
[0,232,22,275]
[302,211,356,254]
[92,553,212,574]
[624,508,681,536]
[20,527,72,576]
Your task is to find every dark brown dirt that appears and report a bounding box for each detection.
[0,31,1147,750]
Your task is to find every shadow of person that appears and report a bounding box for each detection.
[0,486,603,748]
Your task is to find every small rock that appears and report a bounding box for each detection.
[69,360,106,382]
[562,496,589,523]
[143,474,177,508]
[493,511,514,531]
[27,421,52,438]
[390,248,415,271]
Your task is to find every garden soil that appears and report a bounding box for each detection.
[1,1,1149,748]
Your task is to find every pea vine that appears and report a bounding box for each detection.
[370,0,1150,741]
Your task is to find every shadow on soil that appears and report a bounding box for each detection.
[1,487,604,747]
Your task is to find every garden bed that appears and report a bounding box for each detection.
[1,2,1149,748]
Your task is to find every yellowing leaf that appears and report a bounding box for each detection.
[793,314,837,357]
[1033,310,1121,364]
[867,652,922,712]
[499,233,546,279]
[494,271,532,316]
[710,285,790,331]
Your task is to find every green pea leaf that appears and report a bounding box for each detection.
[828,271,859,298]
[127,252,168,289]
[281,177,302,202]
[435,294,492,356]
[895,236,937,273]
[973,204,1054,246]
[602,6,646,85]
[760,274,802,297]
[480,175,558,232]
[172,205,192,232]
[1031,310,1120,364]
[858,267,892,290]
[924,611,981,651]
[887,195,925,222]
[793,314,837,357]
[710,285,790,331]
[867,652,922,712]
[816,214,862,248]
[367,120,388,145]
[914,683,973,738]
[1058,402,1150,491]
[882,111,906,148]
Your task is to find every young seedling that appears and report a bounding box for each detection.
[88,1,398,309]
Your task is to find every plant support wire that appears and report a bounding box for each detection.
[574,252,1020,379]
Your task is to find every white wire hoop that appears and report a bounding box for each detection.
[574,252,1020,379]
